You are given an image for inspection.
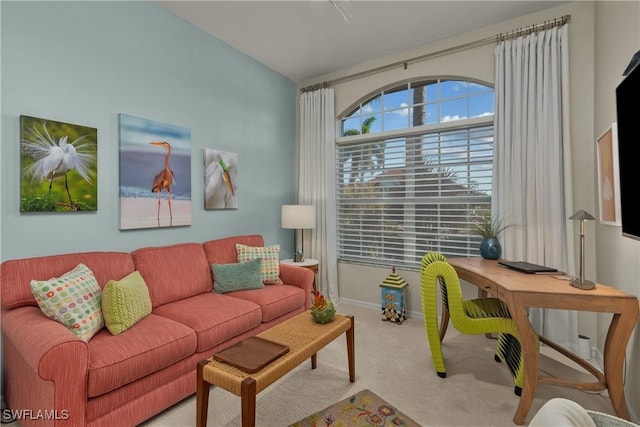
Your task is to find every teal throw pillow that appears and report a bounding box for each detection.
[212,258,264,294]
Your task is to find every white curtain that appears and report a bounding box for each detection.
[298,88,339,302]
[494,24,578,351]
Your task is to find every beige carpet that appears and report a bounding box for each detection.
[135,303,617,426]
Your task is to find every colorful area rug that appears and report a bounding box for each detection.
[290,389,421,427]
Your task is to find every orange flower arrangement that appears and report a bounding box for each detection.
[312,290,328,310]
[311,290,335,324]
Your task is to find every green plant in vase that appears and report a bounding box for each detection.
[311,290,335,324]
[473,212,513,260]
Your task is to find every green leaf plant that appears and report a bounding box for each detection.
[473,212,514,239]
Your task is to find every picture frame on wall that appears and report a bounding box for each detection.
[596,123,621,226]
[20,115,98,213]
[203,148,238,209]
[118,113,192,229]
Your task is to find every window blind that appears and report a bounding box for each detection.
[336,124,493,269]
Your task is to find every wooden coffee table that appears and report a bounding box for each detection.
[196,310,355,427]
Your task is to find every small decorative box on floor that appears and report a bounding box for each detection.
[380,266,408,324]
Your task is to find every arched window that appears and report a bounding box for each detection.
[336,78,494,268]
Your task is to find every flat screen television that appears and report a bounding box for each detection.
[615,54,640,240]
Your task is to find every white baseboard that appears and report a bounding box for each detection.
[336,297,425,320]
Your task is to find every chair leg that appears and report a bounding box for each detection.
[433,305,450,379]
[477,288,495,339]
[439,304,450,341]
[496,346,524,396]
[496,332,534,395]
[421,280,447,379]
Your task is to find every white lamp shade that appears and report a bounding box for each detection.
[281,205,316,229]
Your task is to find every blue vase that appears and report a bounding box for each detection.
[480,237,502,260]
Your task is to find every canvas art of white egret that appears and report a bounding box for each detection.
[204,148,238,209]
[118,113,191,229]
[20,115,97,212]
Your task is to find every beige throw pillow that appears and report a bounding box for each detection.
[235,243,283,285]
[30,263,104,342]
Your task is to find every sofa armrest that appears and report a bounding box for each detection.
[279,263,314,309]
[2,307,88,425]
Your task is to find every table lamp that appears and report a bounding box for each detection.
[569,209,596,290]
[281,205,316,262]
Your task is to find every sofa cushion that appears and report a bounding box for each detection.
[132,243,212,307]
[1,251,134,310]
[203,234,265,265]
[225,284,306,322]
[30,263,104,342]
[87,313,196,397]
[211,258,264,294]
[153,292,262,352]
[235,243,283,285]
[102,271,152,335]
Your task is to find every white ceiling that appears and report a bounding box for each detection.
[158,1,567,83]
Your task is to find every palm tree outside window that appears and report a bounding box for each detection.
[336,78,494,269]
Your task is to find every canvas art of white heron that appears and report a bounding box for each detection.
[21,118,97,212]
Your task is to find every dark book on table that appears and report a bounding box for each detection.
[212,336,289,373]
[498,260,558,274]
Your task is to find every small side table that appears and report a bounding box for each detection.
[281,258,319,291]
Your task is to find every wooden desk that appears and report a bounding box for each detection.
[448,257,639,425]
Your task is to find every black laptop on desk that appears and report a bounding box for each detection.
[498,260,558,274]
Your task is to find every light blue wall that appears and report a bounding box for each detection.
[0,1,297,261]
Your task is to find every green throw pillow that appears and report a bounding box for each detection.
[30,263,104,342]
[101,271,152,335]
[212,258,264,294]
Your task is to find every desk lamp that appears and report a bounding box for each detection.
[281,205,316,262]
[569,209,596,290]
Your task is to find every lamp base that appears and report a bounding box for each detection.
[293,250,305,262]
[570,277,596,290]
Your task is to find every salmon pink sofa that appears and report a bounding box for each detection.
[0,235,314,427]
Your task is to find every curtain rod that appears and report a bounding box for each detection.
[300,14,570,93]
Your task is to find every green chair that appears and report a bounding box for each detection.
[420,252,537,396]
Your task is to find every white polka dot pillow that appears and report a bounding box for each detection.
[235,243,283,285]
[30,263,104,342]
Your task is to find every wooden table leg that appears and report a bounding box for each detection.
[506,296,538,425]
[241,377,257,427]
[603,303,638,421]
[347,315,355,382]
[196,360,210,427]
[311,353,317,369]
